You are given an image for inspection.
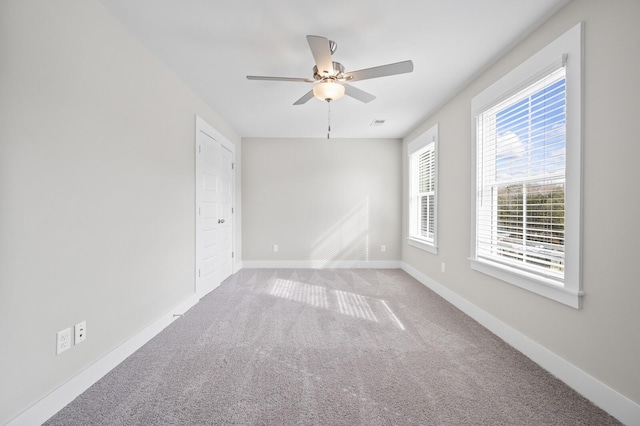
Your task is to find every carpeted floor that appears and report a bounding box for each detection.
[45,269,620,425]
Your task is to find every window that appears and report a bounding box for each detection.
[470,23,583,308]
[408,124,438,254]
[477,67,566,279]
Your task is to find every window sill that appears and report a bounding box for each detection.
[469,258,583,309]
[408,237,437,254]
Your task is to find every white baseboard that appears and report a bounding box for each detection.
[7,295,199,426]
[242,260,402,269]
[401,262,640,426]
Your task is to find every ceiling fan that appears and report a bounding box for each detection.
[247,35,414,105]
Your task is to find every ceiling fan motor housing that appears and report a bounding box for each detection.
[313,61,345,81]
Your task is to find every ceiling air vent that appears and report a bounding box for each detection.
[370,119,386,127]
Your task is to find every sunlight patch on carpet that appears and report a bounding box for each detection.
[268,278,405,330]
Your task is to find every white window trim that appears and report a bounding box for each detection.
[408,123,438,255]
[470,23,583,309]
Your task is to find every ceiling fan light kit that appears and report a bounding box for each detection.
[313,80,345,102]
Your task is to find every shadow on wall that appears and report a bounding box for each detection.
[310,198,370,266]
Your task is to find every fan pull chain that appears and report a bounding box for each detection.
[327,101,331,139]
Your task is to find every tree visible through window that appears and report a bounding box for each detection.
[497,183,565,272]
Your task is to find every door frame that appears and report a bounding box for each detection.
[195,115,236,298]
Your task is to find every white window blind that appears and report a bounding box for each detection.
[476,65,566,281]
[413,144,435,241]
[409,123,437,253]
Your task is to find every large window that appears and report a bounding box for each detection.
[470,23,583,308]
[408,124,438,254]
[477,67,566,279]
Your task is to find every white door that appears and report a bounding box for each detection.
[195,117,234,298]
[217,146,233,281]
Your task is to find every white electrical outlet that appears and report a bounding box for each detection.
[273,244,278,253]
[56,328,72,355]
[441,262,446,274]
[381,245,386,252]
[75,321,86,344]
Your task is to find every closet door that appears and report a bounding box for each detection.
[195,117,235,298]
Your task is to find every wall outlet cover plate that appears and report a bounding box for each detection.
[56,328,72,355]
[75,321,86,344]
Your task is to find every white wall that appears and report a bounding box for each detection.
[0,1,240,423]
[242,138,401,266]
[402,0,640,409]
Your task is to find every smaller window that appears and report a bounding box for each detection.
[408,124,438,254]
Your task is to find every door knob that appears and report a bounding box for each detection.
[218,219,225,224]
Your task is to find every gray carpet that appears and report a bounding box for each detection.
[45,269,620,425]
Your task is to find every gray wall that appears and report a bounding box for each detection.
[242,138,401,265]
[402,0,640,406]
[0,0,241,423]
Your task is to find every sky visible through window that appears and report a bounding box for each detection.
[495,76,566,182]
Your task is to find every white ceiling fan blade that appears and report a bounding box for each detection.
[293,90,315,105]
[306,35,334,76]
[344,60,414,82]
[247,76,314,83]
[344,84,376,103]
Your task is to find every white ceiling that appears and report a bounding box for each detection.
[97,0,568,139]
